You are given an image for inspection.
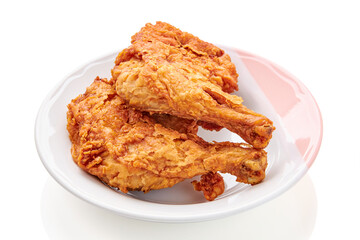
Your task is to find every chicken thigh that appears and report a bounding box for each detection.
[112,22,275,148]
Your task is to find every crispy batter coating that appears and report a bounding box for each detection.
[127,22,239,93]
[192,172,225,201]
[150,113,198,134]
[112,21,275,149]
[67,78,267,196]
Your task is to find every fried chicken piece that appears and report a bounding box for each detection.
[67,78,267,197]
[150,113,198,134]
[112,22,275,149]
[192,172,225,201]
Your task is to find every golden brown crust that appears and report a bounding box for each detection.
[114,21,239,94]
[67,78,267,198]
[192,172,225,201]
[112,21,275,149]
[149,113,198,134]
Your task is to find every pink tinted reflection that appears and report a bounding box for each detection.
[236,49,322,167]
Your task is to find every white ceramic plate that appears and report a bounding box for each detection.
[35,46,322,222]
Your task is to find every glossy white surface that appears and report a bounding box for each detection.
[1,0,359,238]
[41,174,317,240]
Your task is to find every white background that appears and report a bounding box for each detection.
[1,1,359,239]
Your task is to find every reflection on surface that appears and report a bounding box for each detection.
[41,174,317,240]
